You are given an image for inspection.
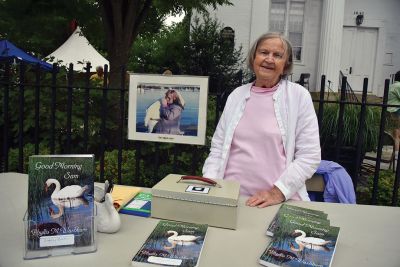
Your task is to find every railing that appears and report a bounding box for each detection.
[317,75,399,205]
[339,70,359,103]
[0,61,240,185]
[1,61,399,205]
[390,73,396,84]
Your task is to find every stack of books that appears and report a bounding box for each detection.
[260,204,340,267]
[119,192,152,217]
[131,220,208,266]
[111,185,142,211]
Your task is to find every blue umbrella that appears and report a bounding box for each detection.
[0,39,53,71]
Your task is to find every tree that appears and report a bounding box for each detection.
[129,14,244,92]
[99,0,231,87]
[0,0,231,83]
[0,0,233,148]
[128,17,188,74]
[0,0,102,57]
[180,15,244,92]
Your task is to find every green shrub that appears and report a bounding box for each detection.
[94,149,158,187]
[8,143,50,172]
[319,103,381,153]
[356,170,400,206]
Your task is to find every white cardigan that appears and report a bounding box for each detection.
[202,80,321,200]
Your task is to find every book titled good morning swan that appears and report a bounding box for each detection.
[27,155,95,252]
[260,205,340,267]
[132,220,208,267]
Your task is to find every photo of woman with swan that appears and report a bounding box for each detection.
[156,89,186,135]
[128,74,209,145]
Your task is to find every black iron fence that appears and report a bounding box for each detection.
[1,61,399,206]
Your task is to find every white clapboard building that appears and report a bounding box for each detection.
[198,0,400,96]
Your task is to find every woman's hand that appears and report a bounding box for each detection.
[246,186,285,208]
[161,97,168,107]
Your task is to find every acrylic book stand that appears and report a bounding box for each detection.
[23,209,97,259]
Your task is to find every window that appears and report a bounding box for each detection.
[220,27,235,47]
[269,0,305,62]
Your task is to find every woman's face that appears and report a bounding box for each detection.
[252,37,287,88]
[166,92,176,104]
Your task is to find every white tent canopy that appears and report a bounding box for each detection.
[46,26,109,71]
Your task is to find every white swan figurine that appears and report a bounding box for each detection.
[167,230,201,242]
[45,178,89,200]
[94,181,111,202]
[290,229,331,252]
[95,193,121,233]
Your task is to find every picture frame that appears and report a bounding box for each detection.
[127,73,209,145]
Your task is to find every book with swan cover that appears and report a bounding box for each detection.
[132,220,208,267]
[26,155,95,254]
[266,204,329,237]
[260,211,340,267]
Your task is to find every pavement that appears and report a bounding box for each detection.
[363,145,396,172]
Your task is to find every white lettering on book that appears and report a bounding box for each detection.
[159,222,199,234]
[30,226,87,238]
[268,248,323,267]
[35,161,83,172]
[289,219,329,234]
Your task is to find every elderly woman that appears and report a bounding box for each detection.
[202,32,321,208]
[155,89,185,135]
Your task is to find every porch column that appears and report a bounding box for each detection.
[316,0,345,91]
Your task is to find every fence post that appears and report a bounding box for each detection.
[99,65,109,182]
[153,143,160,179]
[66,63,74,153]
[83,62,91,153]
[317,75,326,127]
[18,62,26,172]
[371,79,390,205]
[191,145,199,174]
[334,76,347,162]
[393,145,400,205]
[173,145,179,173]
[135,141,142,185]
[353,78,369,190]
[117,65,126,184]
[2,63,11,172]
[34,64,41,155]
[215,75,222,128]
[50,63,58,154]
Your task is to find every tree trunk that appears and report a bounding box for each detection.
[99,0,151,147]
[101,0,152,89]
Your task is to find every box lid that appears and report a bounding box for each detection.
[152,174,240,207]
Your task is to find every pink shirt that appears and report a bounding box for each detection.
[224,85,301,200]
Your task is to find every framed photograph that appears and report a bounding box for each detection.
[128,73,209,145]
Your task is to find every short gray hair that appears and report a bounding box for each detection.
[247,32,293,77]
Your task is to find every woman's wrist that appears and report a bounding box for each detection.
[270,186,285,203]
